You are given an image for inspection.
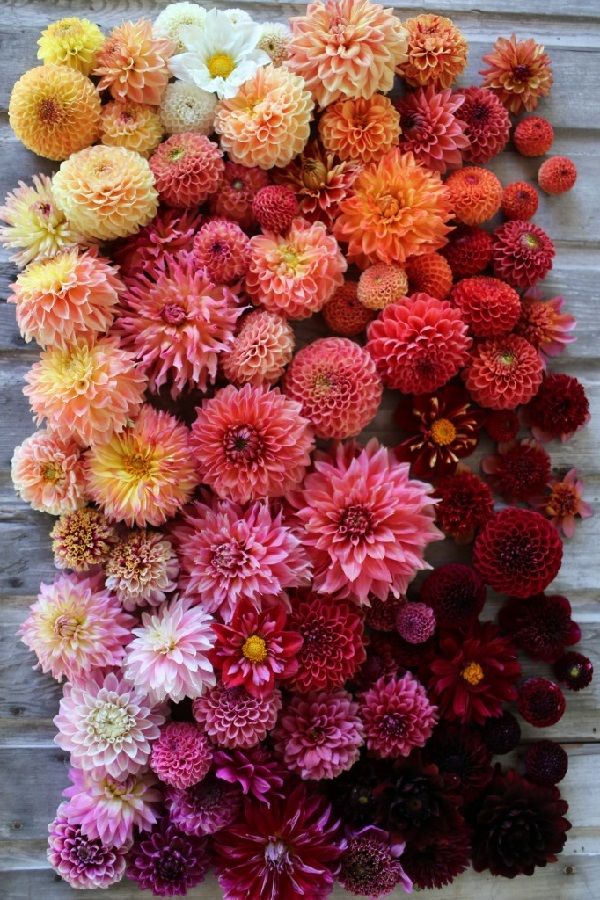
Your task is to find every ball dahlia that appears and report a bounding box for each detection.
[37,17,105,75]
[493,219,555,288]
[324,281,375,335]
[211,161,269,229]
[193,219,250,285]
[539,155,578,195]
[420,563,486,630]
[319,94,400,165]
[11,430,86,516]
[525,372,590,442]
[482,438,551,503]
[105,530,178,610]
[222,310,295,386]
[397,602,436,644]
[434,470,494,542]
[150,721,212,790]
[400,14,467,88]
[481,34,553,114]
[502,181,539,221]
[446,166,502,226]
[499,593,580,663]
[51,507,116,572]
[193,684,282,749]
[397,85,470,173]
[484,408,521,443]
[518,677,566,728]
[463,334,543,409]
[525,741,569,786]
[450,275,521,337]
[127,822,210,895]
[357,264,408,311]
[540,468,593,538]
[405,252,453,300]
[93,19,174,105]
[159,81,217,135]
[166,773,242,836]
[554,651,594,692]
[48,804,127,889]
[99,99,163,156]
[515,291,575,360]
[149,133,223,207]
[514,115,554,157]
[252,185,299,235]
[441,224,494,278]
[457,86,510,164]
[482,710,522,755]
[360,672,437,758]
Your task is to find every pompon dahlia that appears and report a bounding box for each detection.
[554,651,594,692]
[526,372,590,442]
[211,162,269,230]
[334,149,453,267]
[193,684,282,749]
[515,291,575,360]
[446,166,502,226]
[441,224,494,278]
[463,334,543,409]
[287,0,407,107]
[434,470,494,542]
[191,384,313,503]
[482,710,521,755]
[420,563,486,630]
[540,469,593,538]
[324,282,375,335]
[539,155,578,195]
[514,115,554,157]
[484,408,520,443]
[319,95,400,165]
[274,141,360,227]
[457,86,510,164]
[473,507,563,598]
[525,741,569,786]
[450,276,521,337]
[160,82,217,135]
[193,219,250,285]
[11,430,86,516]
[214,746,286,805]
[9,64,100,161]
[52,145,158,241]
[167,774,242,837]
[222,310,295,386]
[24,337,146,447]
[127,822,211,895]
[359,673,437,758]
[100,100,163,156]
[258,22,292,66]
[54,670,165,778]
[401,826,471,890]
[252,185,299,235]
[93,19,174,105]
[493,219,555,288]
[358,265,408,311]
[405,252,453,300]
[112,206,201,279]
[86,406,197,527]
[293,440,440,603]
[151,722,212,790]
[397,602,436,644]
[10,248,123,349]
[283,337,382,439]
[367,294,471,394]
[499,593,580,663]
[51,507,116,572]
[48,803,127,889]
[400,14,467,88]
[105,530,179,609]
[502,181,539,221]
[482,438,551,503]
[397,86,470,173]
[246,217,346,320]
[37,17,105,75]
[153,2,207,52]
[481,34,553,114]
[339,826,412,897]
[215,64,312,169]
[149,133,224,207]
[518,677,566,728]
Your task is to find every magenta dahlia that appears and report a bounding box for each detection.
[48,803,127,889]
[359,673,438,759]
[193,684,282,749]
[339,826,412,896]
[150,721,213,790]
[166,773,242,836]
[127,822,211,895]
[213,747,287,806]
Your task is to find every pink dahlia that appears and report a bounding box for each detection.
[339,826,412,896]
[193,219,251,285]
[457,86,511,164]
[191,384,314,503]
[214,747,286,806]
[515,290,576,362]
[193,684,282,749]
[149,132,224,207]
[127,822,210,895]
[112,206,202,279]
[291,440,441,604]
[150,721,212,790]
[222,309,295,386]
[493,219,555,289]
[397,86,470,173]
[105,529,179,610]
[11,430,86,516]
[48,803,127,889]
[166,773,242,836]
[359,672,437,758]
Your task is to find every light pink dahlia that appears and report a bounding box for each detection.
[150,721,213,790]
[105,530,179,610]
[291,440,441,604]
[193,684,282,749]
[48,803,127,889]
[166,774,242,836]
[359,673,438,758]
[11,429,86,516]
[191,384,314,503]
[193,219,251,285]
[397,85,470,173]
[222,309,295,386]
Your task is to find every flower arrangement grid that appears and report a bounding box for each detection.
[3,2,595,897]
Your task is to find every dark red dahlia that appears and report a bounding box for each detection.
[450,276,521,337]
[483,409,520,444]
[493,219,555,289]
[420,563,486,630]
[382,758,463,846]
[127,822,211,895]
[326,756,391,827]
[458,86,510,164]
[517,678,566,728]
[401,825,471,890]
[365,594,405,632]
[434,469,494,542]
[554,651,594,691]
[525,372,590,442]
[441,225,494,278]
[396,602,436,644]
[525,740,569,786]
[498,594,581,663]
[352,631,409,692]
[424,723,493,802]
[252,185,299,234]
[482,438,551,503]
[482,710,522,754]
[338,825,412,896]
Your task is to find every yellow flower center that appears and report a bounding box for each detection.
[242,634,268,663]
[207,52,236,78]
[461,661,485,686]
[41,462,61,483]
[53,614,81,639]
[280,246,301,271]
[430,417,457,446]
[379,194,401,219]
[89,702,133,743]
[123,452,153,479]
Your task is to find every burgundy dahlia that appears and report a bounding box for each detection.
[525,372,590,442]
[420,563,486,630]
[458,86,510,164]
[482,710,522,755]
[425,723,493,801]
[517,678,566,728]
[383,758,463,846]
[483,408,520,444]
[396,602,436,644]
[554,651,594,691]
[498,593,581,663]
[482,439,551,503]
[525,740,569,786]
[401,825,471,890]
[127,822,211,896]
[166,773,242,836]
[338,825,412,896]
[434,469,494,542]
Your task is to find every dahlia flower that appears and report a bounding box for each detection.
[446,166,502,226]
[441,224,494,278]
[11,430,86,516]
[274,140,360,226]
[482,710,522,755]
[499,593,581,663]
[502,181,539,220]
[214,748,286,812]
[515,291,576,362]
[167,773,242,836]
[458,86,510,164]
[258,22,292,66]
[493,219,555,288]
[425,722,493,800]
[526,372,590,442]
[319,94,400,164]
[153,2,207,53]
[105,530,179,609]
[48,804,127,889]
[193,219,250,285]
[112,206,201,279]
[193,684,282,749]
[450,276,521,338]
[37,17,105,75]
[222,310,295,386]
[540,469,593,538]
[482,438,551,503]
[400,825,471,890]
[397,86,470,173]
[150,721,212,789]
[160,81,217,135]
[99,100,163,156]
[339,826,412,897]
[51,507,116,572]
[515,115,554,157]
[420,564,486,631]
[357,265,408,311]
[127,822,211,895]
[555,651,594,692]
[401,14,467,88]
[211,161,268,229]
[94,19,174,105]
[359,672,437,758]
[518,677,566,728]
[481,34,553,114]
[484,408,520,443]
[434,470,494,542]
[324,281,375,335]
[252,185,298,235]
[150,133,224,207]
[463,334,543,410]
[124,596,215,703]
[406,252,453,300]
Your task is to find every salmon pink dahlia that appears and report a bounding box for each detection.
[405,252,453,300]
[211,162,269,228]
[400,14,467,89]
[515,291,576,361]
[193,684,282,749]
[481,34,553,114]
[464,334,543,409]
[457,86,510,164]
[222,310,295,386]
[149,133,224,207]
[446,166,502,226]
[397,86,470,173]
[193,219,250,285]
[252,185,299,235]
[450,276,521,337]
[319,95,400,164]
[359,672,437,758]
[112,206,201,279]
[151,721,212,790]
[358,265,408,311]
[493,220,555,288]
[11,430,86,516]
[93,19,174,105]
[274,141,360,226]
[540,469,593,538]
[323,281,375,335]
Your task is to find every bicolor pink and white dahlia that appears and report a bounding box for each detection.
[48,803,127,889]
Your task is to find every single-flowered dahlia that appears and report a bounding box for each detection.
[367,294,471,394]
[11,430,86,516]
[319,95,400,165]
[112,206,201,278]
[54,670,165,778]
[193,219,250,285]
[48,804,127,889]
[518,677,566,728]
[274,141,360,226]
[450,275,521,337]
[9,65,100,161]
[94,19,174,105]
[473,507,563,597]
[211,162,269,229]
[24,337,146,447]
[420,563,486,630]
[514,115,554,157]
[357,265,408,311]
[100,100,163,156]
[105,530,179,609]
[493,219,555,288]
[287,0,407,107]
[51,507,116,572]
[86,405,197,526]
[52,145,158,241]
[526,372,590,442]
[502,181,539,221]
[334,149,453,266]
[405,252,453,300]
[339,826,412,897]
[525,741,569,786]
[457,86,510,164]
[252,185,299,235]
[127,822,211,895]
[160,82,217,135]
[360,673,437,758]
[463,334,543,409]
[441,224,494,278]
[541,469,593,538]
[149,133,223,207]
[324,282,375,335]
[401,826,471,890]
[166,774,242,836]
[400,14,467,88]
[283,337,382,439]
[397,602,436,644]
[482,710,522,755]
[215,64,312,169]
[193,684,282,749]
[397,86,470,173]
[151,721,212,790]
[434,470,494,542]
[222,310,295,386]
[482,438,551,503]
[38,17,105,75]
[554,651,594,692]
[191,384,314,503]
[481,34,553,114]
[484,408,520,443]
[539,155,578,195]
[515,291,575,361]
[153,2,207,51]
[499,593,580,663]
[10,248,123,349]
[446,166,502,226]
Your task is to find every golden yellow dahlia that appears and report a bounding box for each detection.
[94,19,174,106]
[399,14,468,89]
[37,17,105,75]
[100,100,163,157]
[318,94,401,164]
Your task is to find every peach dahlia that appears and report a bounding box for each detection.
[319,94,401,165]
[94,19,174,105]
[481,34,553,115]
[399,14,467,89]
[11,430,87,516]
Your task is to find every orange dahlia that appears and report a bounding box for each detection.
[446,166,502,226]
[334,149,453,267]
[318,94,400,165]
[149,133,224,207]
[93,19,174,106]
[214,65,312,170]
[274,141,360,226]
[9,64,100,161]
[287,0,408,107]
[357,265,408,310]
[322,282,375,335]
[406,253,453,300]
[222,310,295,386]
[100,100,163,157]
[481,34,553,115]
[399,14,467,89]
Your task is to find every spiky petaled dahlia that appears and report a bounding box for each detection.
[514,115,554,157]
[397,602,436,644]
[441,225,494,278]
[172,498,310,622]
[324,282,375,335]
[482,438,551,503]
[274,141,360,226]
[554,651,594,691]
[498,593,580,663]
[213,746,286,805]
[502,181,539,221]
[9,65,100,161]
[100,100,163,156]
[150,722,212,790]
[222,310,295,386]
[149,133,224,207]
[450,276,521,337]
[193,684,282,749]
[434,470,494,542]
[211,162,269,230]
[319,95,400,165]
[166,773,242,836]
[539,155,578,195]
[339,826,412,897]
[24,337,146,447]
[48,803,127,889]
[334,149,453,267]
[400,15,467,89]
[457,86,510,164]
[446,166,502,226]
[86,406,197,527]
[481,34,553,114]
[540,469,593,538]
[116,251,242,397]
[366,294,471,394]
[127,822,211,895]
[258,22,291,66]
[357,265,408,310]
[52,145,158,241]
[191,384,314,503]
[215,64,312,169]
[193,219,250,285]
[11,430,86,516]
[38,17,105,75]
[160,82,217,135]
[246,218,346,319]
[51,507,116,572]
[93,20,174,105]
[359,673,437,758]
[112,207,201,279]
[283,337,383,439]
[515,291,575,361]
[526,372,590,442]
[10,248,123,349]
[493,219,555,289]
[293,441,441,603]
[252,185,299,235]
[401,826,471,890]
[287,0,407,107]
[405,253,453,300]
[463,334,543,409]
[54,670,165,778]
[525,741,569,786]
[105,530,179,609]
[397,86,469,173]
[473,507,563,598]
[420,563,486,630]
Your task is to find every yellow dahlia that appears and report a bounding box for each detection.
[287,0,408,107]
[214,64,312,170]
[319,94,400,164]
[399,14,468,89]
[8,65,101,161]
[481,34,553,114]
[52,145,158,241]
[94,19,175,106]
[37,17,105,75]
[334,149,453,267]
[100,100,163,157]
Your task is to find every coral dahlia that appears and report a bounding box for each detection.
[400,14,467,89]
[502,181,539,221]
[539,156,578,195]
[149,133,224,207]
[481,34,553,114]
[540,468,593,538]
[11,430,86,516]
[323,281,375,335]
[450,276,521,337]
[515,290,575,361]
[252,185,299,235]
[405,252,453,300]
[457,86,510,164]
[397,85,470,173]
[211,162,269,229]
[514,115,554,157]
[441,225,494,278]
[193,219,250,285]
[360,672,437,758]
[357,264,408,311]
[446,166,502,226]
[112,206,201,279]
[93,19,174,105]
[463,334,543,409]
[222,310,295,386]
[493,219,555,288]
[193,684,282,749]
[319,94,401,165]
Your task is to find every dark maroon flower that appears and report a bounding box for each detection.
[525,372,590,442]
[434,469,494,542]
[482,438,551,503]
[326,756,391,828]
[383,757,463,846]
[424,723,493,802]
[127,822,210,896]
[498,594,581,663]
[554,651,594,691]
[482,710,521,754]
[525,741,568,786]
[517,678,566,727]
[401,824,471,890]
[420,564,486,630]
[483,408,520,443]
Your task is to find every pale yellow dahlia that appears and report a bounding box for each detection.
[52,145,158,241]
[399,15,468,89]
[37,17,105,75]
[319,94,401,164]
[258,23,291,66]
[100,100,163,157]
[94,20,175,106]
[160,82,217,136]
[8,65,101,161]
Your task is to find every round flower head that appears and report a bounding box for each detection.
[93,19,174,105]
[86,406,198,527]
[11,430,86,516]
[540,469,593,538]
[397,85,470,173]
[54,670,165,778]
[450,276,521,337]
[252,185,299,235]
[405,252,453,300]
[482,438,551,504]
[52,145,158,241]
[319,94,401,165]
[538,156,578,195]
[515,291,575,361]
[484,408,520,444]
[100,100,163,156]
[358,265,408,311]
[153,2,207,53]
[105,530,179,610]
[160,82,217,136]
[339,826,412,897]
[493,219,555,289]
[463,334,543,409]
[457,86,510,164]
[38,17,105,75]
[525,741,569,786]
[420,563,486,630]
[287,0,408,107]
[441,224,494,278]
[222,310,295,386]
[275,140,360,227]
[112,206,201,279]
[482,710,521,755]
[324,281,375,335]
[397,602,436,644]
[48,803,127,890]
[258,22,291,66]
[215,64,312,169]
[9,64,100,161]
[10,248,123,349]
[400,14,467,88]
[283,337,383,439]
[193,684,282,749]
[499,593,581,663]
[150,133,224,207]
[446,166,502,226]
[51,507,116,572]
[526,372,590,442]
[554,651,594,692]
[514,115,554,157]
[166,773,242,836]
[193,219,250,284]
[434,470,494,543]
[502,181,539,221]
[211,161,269,229]
[151,721,212,789]
[481,34,553,114]
[517,678,566,728]
[359,672,437,758]
[399,823,468,889]
[127,822,211,895]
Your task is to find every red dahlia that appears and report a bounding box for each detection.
[502,181,539,220]
[210,162,269,229]
[483,409,520,443]
[554,651,593,691]
[434,469,494,543]
[514,116,554,157]
[252,185,299,233]
[493,220,555,289]
[441,225,494,278]
[458,86,510,164]
[420,563,486,630]
[401,826,471,890]
[482,438,551,503]
[517,678,566,727]
[464,334,543,409]
[525,741,569,786]
[322,282,375,337]
[498,593,581,662]
[525,372,590,442]
[538,156,577,195]
[365,594,405,632]
[450,276,521,337]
